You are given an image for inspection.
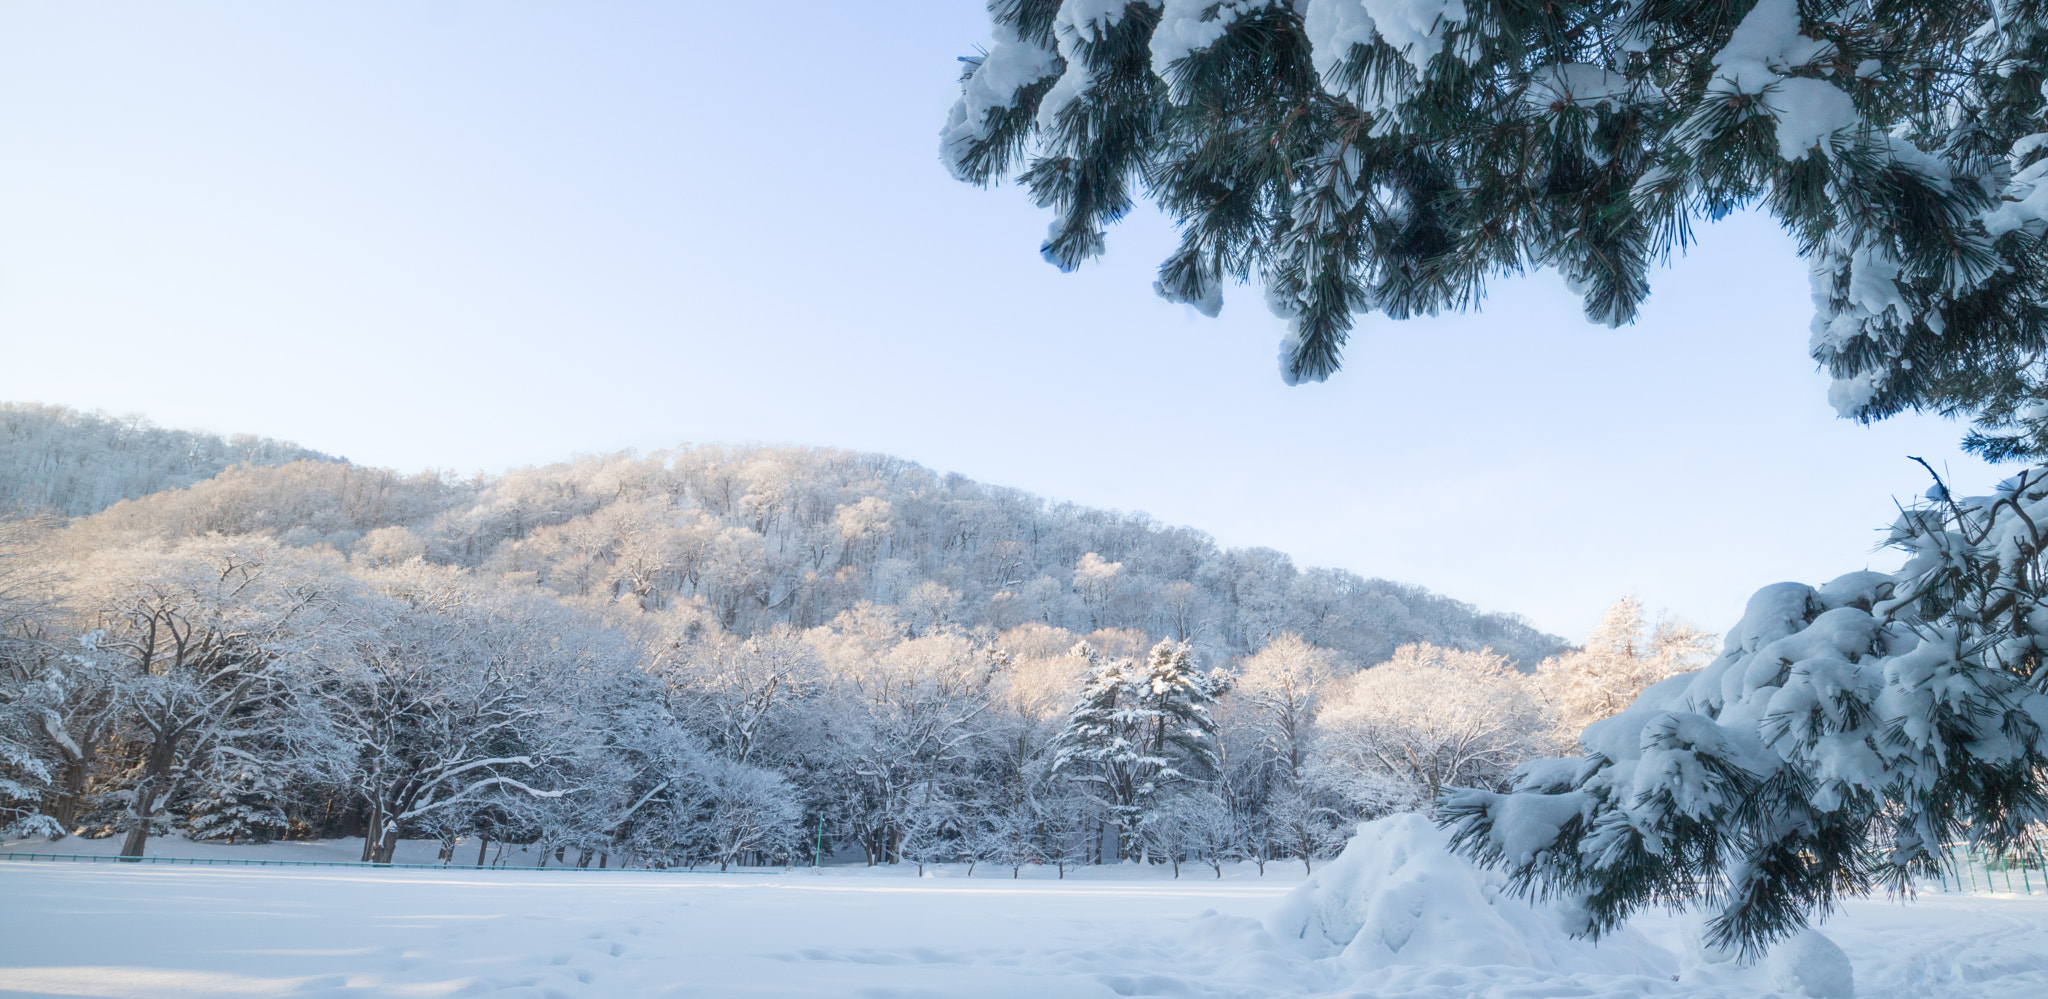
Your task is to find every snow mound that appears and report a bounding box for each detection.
[1767,928,1856,998]
[1265,813,1669,977]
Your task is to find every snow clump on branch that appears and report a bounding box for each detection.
[1441,466,2048,955]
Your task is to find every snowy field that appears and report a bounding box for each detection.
[5,827,2048,999]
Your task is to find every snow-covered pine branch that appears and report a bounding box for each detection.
[1443,466,2048,955]
[942,0,2048,459]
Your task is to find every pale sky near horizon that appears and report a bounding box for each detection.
[0,1,2000,642]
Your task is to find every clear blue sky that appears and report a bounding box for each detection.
[0,1,1995,641]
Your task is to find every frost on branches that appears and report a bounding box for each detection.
[943,1,2048,457]
[1442,467,2048,955]
[1531,596,1717,746]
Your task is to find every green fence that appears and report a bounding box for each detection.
[1925,842,2048,895]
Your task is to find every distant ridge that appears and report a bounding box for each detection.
[0,402,337,517]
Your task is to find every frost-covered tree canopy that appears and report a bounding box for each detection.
[944,0,2048,458]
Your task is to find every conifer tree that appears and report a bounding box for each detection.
[1049,640,1226,859]
[183,765,289,845]
[943,0,2048,458]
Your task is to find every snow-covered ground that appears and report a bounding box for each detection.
[3,827,2046,999]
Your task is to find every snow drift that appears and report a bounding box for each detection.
[1266,813,1670,976]
[1255,813,1867,996]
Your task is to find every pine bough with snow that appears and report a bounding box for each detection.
[1445,468,2048,955]
[944,0,2048,459]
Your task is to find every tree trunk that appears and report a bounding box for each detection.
[50,755,91,833]
[371,820,402,864]
[118,822,150,860]
[476,834,490,867]
[119,735,179,859]
[359,800,383,863]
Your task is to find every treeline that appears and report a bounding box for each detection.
[0,517,1705,872]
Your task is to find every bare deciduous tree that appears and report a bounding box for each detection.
[1314,644,1547,808]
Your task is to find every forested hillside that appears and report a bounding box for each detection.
[0,403,336,517]
[69,444,1562,668]
[4,407,1647,873]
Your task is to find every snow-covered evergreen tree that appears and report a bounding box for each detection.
[943,1,2048,457]
[1050,639,1225,859]
[183,764,289,844]
[1445,467,2048,954]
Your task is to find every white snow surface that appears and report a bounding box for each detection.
[7,827,2048,998]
